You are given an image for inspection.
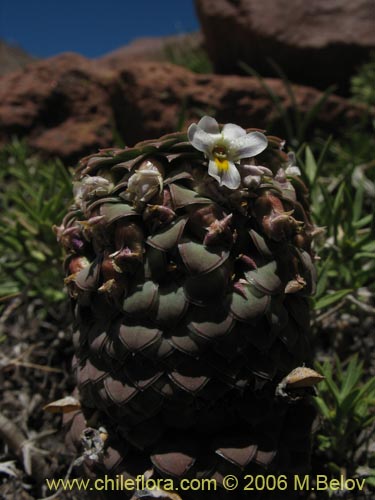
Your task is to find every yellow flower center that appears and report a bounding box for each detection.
[213,145,229,172]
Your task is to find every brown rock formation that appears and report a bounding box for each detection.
[195,0,375,91]
[0,53,115,161]
[0,53,371,163]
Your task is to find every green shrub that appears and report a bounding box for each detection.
[295,130,375,313]
[314,356,375,485]
[0,140,73,315]
[164,37,213,74]
[351,52,375,107]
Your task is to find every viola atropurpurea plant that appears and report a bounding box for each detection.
[55,116,323,499]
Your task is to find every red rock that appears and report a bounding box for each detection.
[0,54,371,163]
[0,53,115,162]
[108,61,373,147]
[195,0,375,90]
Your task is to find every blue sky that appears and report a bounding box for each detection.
[0,0,199,58]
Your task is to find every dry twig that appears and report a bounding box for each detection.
[0,411,50,484]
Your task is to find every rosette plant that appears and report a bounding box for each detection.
[56,117,321,499]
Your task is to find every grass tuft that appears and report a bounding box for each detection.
[0,139,73,316]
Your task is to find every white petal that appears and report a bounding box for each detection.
[208,159,222,184]
[231,131,268,160]
[197,116,220,134]
[275,167,285,181]
[222,123,246,140]
[260,166,273,177]
[188,124,216,154]
[208,160,241,189]
[243,175,261,188]
[221,161,241,189]
[285,165,301,176]
[287,151,296,165]
[240,164,272,177]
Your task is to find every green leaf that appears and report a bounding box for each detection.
[340,355,362,401]
[317,362,341,406]
[340,389,360,415]
[359,239,375,252]
[334,354,343,379]
[356,376,375,402]
[332,183,345,221]
[239,61,295,142]
[29,250,47,262]
[316,135,333,171]
[316,254,332,298]
[304,146,318,186]
[353,214,373,228]
[0,234,24,253]
[314,289,352,310]
[353,181,365,222]
[314,396,331,419]
[365,475,375,488]
[299,85,335,143]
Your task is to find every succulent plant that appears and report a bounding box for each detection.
[57,117,321,498]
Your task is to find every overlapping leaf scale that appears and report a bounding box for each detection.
[146,216,188,251]
[144,247,168,282]
[178,239,230,275]
[187,305,234,341]
[117,323,162,353]
[123,281,158,317]
[99,202,137,224]
[154,283,189,327]
[230,284,271,324]
[294,248,317,295]
[104,376,139,406]
[169,183,212,210]
[235,319,277,352]
[169,324,204,358]
[244,260,283,295]
[73,259,101,291]
[249,229,273,259]
[183,264,231,305]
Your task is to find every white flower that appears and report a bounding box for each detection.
[240,161,273,188]
[188,116,268,190]
[73,176,113,208]
[125,168,163,205]
[275,152,301,184]
[285,152,301,176]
